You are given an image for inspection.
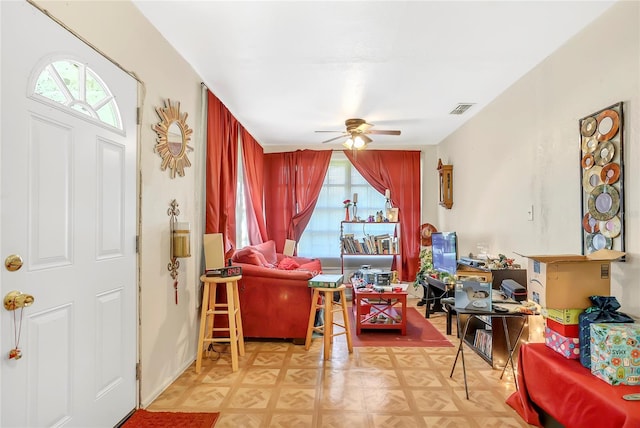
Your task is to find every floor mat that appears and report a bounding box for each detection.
[121,409,219,428]
[348,306,453,347]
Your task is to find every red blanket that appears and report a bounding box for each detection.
[506,343,640,428]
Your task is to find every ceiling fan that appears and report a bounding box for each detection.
[316,118,401,150]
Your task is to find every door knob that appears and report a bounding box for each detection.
[5,254,23,271]
[4,291,35,311]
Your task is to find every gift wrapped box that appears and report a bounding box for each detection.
[579,296,634,368]
[545,327,580,359]
[546,318,579,337]
[590,323,640,386]
[543,308,583,325]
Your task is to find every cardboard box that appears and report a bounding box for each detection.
[519,249,624,309]
[544,327,580,359]
[546,318,579,338]
[543,308,584,325]
[455,281,492,311]
[590,323,640,386]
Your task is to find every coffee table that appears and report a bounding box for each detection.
[351,286,407,335]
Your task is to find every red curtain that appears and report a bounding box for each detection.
[240,127,268,245]
[263,153,294,251]
[205,91,238,255]
[291,150,332,242]
[344,150,421,281]
[264,150,331,252]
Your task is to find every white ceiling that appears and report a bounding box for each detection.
[133,1,615,151]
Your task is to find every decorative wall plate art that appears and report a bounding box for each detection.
[579,102,624,255]
[153,99,194,178]
[582,213,599,234]
[582,165,603,194]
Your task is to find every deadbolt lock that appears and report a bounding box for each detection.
[5,254,23,272]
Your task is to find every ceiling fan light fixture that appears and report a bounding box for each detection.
[353,135,366,149]
[317,118,400,147]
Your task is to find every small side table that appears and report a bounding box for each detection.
[196,274,245,373]
[352,286,407,335]
[449,307,528,399]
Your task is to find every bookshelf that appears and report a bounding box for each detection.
[340,221,401,278]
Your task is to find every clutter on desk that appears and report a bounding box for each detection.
[454,281,492,311]
[486,253,521,269]
[500,279,527,301]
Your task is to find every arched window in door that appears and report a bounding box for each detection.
[31,59,123,130]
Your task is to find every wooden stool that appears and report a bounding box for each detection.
[196,274,245,373]
[304,285,353,360]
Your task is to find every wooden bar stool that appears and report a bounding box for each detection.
[304,284,353,360]
[196,274,245,373]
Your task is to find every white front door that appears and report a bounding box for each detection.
[0,2,137,427]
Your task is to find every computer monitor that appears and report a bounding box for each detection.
[431,231,458,276]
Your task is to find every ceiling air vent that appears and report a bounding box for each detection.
[449,103,475,115]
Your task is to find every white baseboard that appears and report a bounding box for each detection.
[140,354,196,408]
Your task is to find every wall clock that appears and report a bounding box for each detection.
[437,158,453,209]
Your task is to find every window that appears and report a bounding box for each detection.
[298,152,386,259]
[236,142,249,249]
[32,59,123,130]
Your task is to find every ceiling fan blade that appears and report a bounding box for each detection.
[315,130,343,133]
[355,122,373,133]
[320,134,348,144]
[360,134,373,144]
[367,129,401,136]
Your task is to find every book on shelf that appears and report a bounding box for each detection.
[341,231,398,256]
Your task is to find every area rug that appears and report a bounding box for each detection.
[122,409,219,428]
[348,306,453,347]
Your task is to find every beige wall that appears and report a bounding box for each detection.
[435,1,640,316]
[33,0,207,406]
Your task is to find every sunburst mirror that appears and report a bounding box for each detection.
[153,99,193,178]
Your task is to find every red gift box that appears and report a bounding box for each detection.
[546,318,579,338]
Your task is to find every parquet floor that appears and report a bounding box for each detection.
[147,298,534,427]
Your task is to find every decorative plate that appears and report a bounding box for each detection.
[420,223,438,247]
[588,184,620,221]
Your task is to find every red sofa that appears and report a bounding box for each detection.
[230,241,322,341]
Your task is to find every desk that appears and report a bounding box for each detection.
[449,307,528,399]
[423,266,527,319]
[507,343,640,428]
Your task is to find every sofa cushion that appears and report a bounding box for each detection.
[278,257,300,270]
[297,259,322,275]
[232,247,269,267]
[252,240,278,265]
[236,261,316,280]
